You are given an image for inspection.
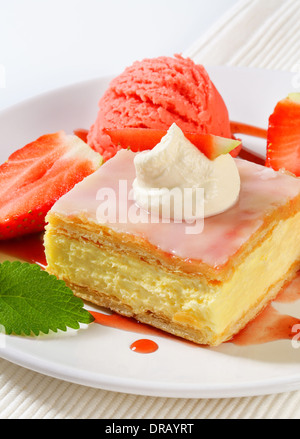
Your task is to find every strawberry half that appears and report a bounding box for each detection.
[0,131,102,240]
[266,93,300,176]
[104,128,241,161]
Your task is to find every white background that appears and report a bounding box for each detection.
[0,0,239,111]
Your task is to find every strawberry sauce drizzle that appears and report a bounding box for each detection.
[230,121,268,140]
[230,121,267,166]
[0,233,47,268]
[74,122,268,166]
[89,310,171,339]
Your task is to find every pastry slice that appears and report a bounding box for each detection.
[44,150,300,346]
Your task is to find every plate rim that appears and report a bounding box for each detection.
[0,64,292,116]
[1,340,300,399]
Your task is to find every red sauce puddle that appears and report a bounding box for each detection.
[0,233,47,268]
[230,121,268,140]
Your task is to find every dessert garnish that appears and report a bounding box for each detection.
[0,131,102,240]
[266,92,300,176]
[104,127,242,158]
[132,124,241,220]
[0,261,94,336]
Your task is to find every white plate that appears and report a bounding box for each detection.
[0,67,299,399]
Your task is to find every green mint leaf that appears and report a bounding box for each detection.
[0,261,94,336]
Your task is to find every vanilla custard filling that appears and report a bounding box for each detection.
[45,210,300,337]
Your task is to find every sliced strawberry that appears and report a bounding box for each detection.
[104,128,241,160]
[74,128,89,143]
[0,131,102,240]
[266,93,300,176]
[229,139,243,158]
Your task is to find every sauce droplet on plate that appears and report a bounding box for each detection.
[1,232,299,349]
[130,339,159,354]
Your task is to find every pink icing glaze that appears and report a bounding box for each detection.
[51,150,300,268]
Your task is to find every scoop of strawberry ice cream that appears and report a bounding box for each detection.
[87,55,232,161]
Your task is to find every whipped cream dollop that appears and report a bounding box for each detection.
[132,124,241,221]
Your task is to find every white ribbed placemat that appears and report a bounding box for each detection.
[1,0,300,419]
[184,0,300,72]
